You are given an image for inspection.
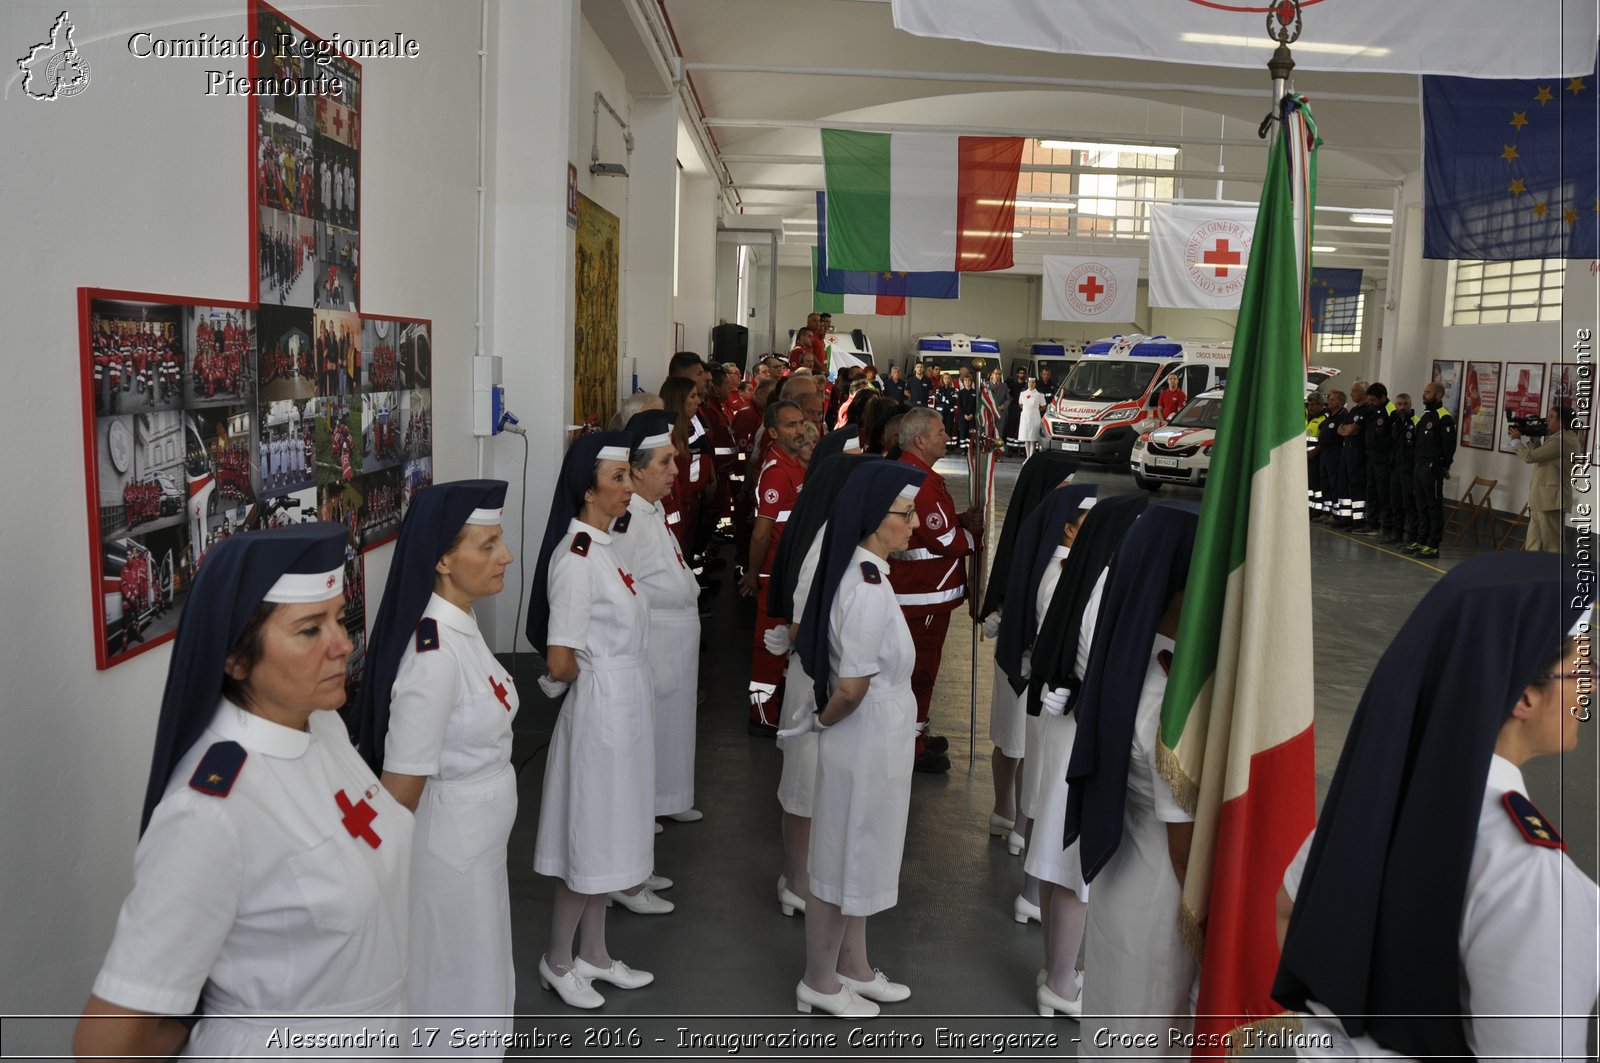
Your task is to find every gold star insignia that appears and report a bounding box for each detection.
[207,773,222,784]
[1509,111,1530,130]
[1509,178,1527,196]
[1535,85,1554,105]
[1565,208,1579,226]
[1501,144,1520,162]
[1529,817,1545,827]
[1535,828,1552,839]
[1569,77,1587,96]
[1532,201,1549,217]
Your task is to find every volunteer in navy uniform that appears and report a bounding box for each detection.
[1063,502,1201,1054]
[783,460,927,1019]
[354,479,517,1049]
[74,525,412,1060]
[1275,552,1599,1059]
[606,409,699,917]
[525,432,656,1010]
[764,452,875,918]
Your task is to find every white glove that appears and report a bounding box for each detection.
[776,713,827,739]
[981,612,1002,639]
[537,674,570,699]
[763,625,793,656]
[1040,687,1071,716]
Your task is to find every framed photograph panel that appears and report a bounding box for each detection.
[1459,361,1501,450]
[1430,359,1464,420]
[1498,362,1545,454]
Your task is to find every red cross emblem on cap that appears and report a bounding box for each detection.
[326,574,337,588]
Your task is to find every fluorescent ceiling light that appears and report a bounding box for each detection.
[1039,139,1180,157]
[1349,213,1393,225]
[1180,33,1390,57]
[1312,245,1337,253]
[1015,199,1075,210]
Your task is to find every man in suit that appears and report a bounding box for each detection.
[1509,405,1581,552]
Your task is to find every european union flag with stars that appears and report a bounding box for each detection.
[1309,267,1362,334]
[1424,66,1598,260]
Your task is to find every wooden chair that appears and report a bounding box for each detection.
[1494,504,1531,551]
[1442,477,1498,547]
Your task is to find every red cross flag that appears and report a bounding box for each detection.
[1041,255,1140,323]
[1148,203,1259,310]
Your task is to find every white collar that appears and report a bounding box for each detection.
[1052,545,1072,560]
[567,516,613,546]
[424,592,478,636]
[210,700,312,760]
[1485,754,1526,797]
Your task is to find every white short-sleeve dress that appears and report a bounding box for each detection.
[383,592,519,1043]
[994,544,1071,765]
[92,702,413,1057]
[807,548,917,916]
[610,493,701,816]
[533,519,655,894]
[776,531,825,817]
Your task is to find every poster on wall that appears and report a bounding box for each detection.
[1459,360,1501,449]
[574,193,620,432]
[1430,359,1463,419]
[1498,362,1546,454]
[1550,362,1592,449]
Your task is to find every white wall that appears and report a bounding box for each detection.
[0,0,479,1044]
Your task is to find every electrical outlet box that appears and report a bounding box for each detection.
[472,355,503,437]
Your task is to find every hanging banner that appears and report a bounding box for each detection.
[1148,203,1258,310]
[1041,255,1141,323]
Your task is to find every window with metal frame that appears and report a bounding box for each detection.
[1445,258,1565,325]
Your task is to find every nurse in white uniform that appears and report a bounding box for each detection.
[606,409,699,915]
[1061,501,1201,1055]
[764,452,872,917]
[355,479,517,1052]
[74,524,412,1060]
[783,460,927,1019]
[1275,552,1599,1059]
[525,432,656,1010]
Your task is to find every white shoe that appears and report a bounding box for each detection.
[795,980,879,1018]
[666,808,703,822]
[645,873,673,892]
[539,955,604,1009]
[837,969,910,1003]
[606,887,674,914]
[989,812,1016,836]
[1007,829,1027,856]
[573,957,654,989]
[779,883,807,917]
[1037,980,1083,1019]
[1013,894,1041,924]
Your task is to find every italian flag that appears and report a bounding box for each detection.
[1157,96,1320,1059]
[811,250,906,316]
[822,129,1024,273]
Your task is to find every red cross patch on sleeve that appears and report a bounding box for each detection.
[1503,791,1566,850]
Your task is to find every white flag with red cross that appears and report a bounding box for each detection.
[1041,255,1140,324]
[1148,203,1259,310]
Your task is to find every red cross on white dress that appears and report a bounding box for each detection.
[335,789,381,848]
[489,674,513,711]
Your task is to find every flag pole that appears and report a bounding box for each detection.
[967,429,980,774]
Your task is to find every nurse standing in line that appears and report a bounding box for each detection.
[784,460,927,1018]
[355,480,517,1050]
[1275,552,1599,1059]
[74,525,412,1059]
[526,432,657,1010]
[606,409,699,915]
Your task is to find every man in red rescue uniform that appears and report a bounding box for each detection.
[889,406,981,773]
[738,399,807,735]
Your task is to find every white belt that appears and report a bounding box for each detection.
[895,587,964,606]
[892,547,938,561]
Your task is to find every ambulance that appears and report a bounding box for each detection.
[910,332,1003,377]
[1042,334,1232,464]
[1010,338,1082,389]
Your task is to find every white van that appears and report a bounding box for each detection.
[1042,334,1231,464]
[909,332,1003,377]
[1010,338,1082,391]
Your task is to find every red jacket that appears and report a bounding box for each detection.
[753,445,805,577]
[887,451,974,616]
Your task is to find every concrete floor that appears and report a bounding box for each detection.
[497,454,1596,1053]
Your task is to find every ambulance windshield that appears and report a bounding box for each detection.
[1059,359,1159,402]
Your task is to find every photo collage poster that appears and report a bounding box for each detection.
[79,4,431,670]
[1499,362,1545,454]
[1459,360,1501,449]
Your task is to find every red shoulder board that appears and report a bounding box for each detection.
[189,741,247,798]
[415,617,440,653]
[860,560,881,584]
[570,532,591,556]
[1503,791,1566,850]
[613,510,632,533]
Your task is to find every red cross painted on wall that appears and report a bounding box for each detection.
[335,789,382,848]
[1077,274,1105,302]
[1202,239,1242,277]
[489,674,513,711]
